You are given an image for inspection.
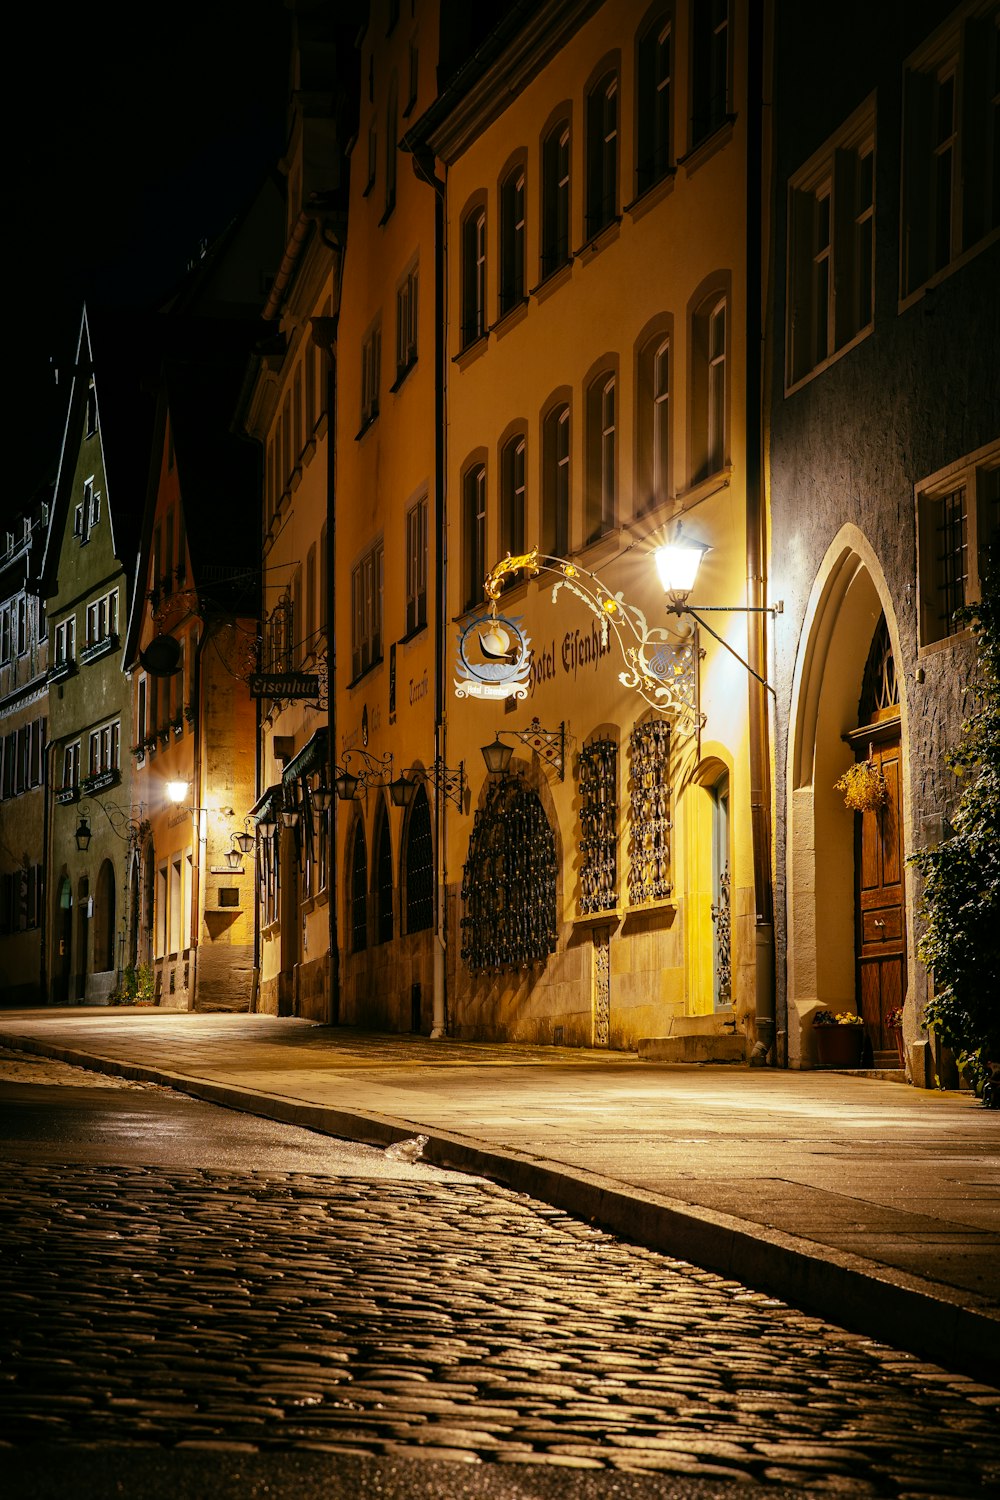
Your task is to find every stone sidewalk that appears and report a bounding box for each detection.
[1,1007,997,1383]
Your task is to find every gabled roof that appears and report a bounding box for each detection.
[38,302,162,604]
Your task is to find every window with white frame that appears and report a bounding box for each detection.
[586,73,619,237]
[0,603,11,664]
[500,434,526,571]
[541,121,570,277]
[461,205,487,347]
[464,462,487,611]
[637,331,671,513]
[786,97,875,388]
[396,264,418,378]
[74,478,100,543]
[405,496,428,636]
[54,615,76,666]
[690,0,729,149]
[542,403,570,557]
[901,2,999,301]
[88,721,120,778]
[499,165,526,316]
[351,539,384,680]
[690,291,727,483]
[63,740,80,791]
[585,371,617,542]
[360,323,381,430]
[85,588,119,649]
[917,441,1000,649]
[637,12,672,194]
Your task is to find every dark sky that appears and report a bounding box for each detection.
[7,1,291,525]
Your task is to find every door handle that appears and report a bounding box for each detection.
[873,919,885,929]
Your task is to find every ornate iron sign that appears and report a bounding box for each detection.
[248,672,320,700]
[453,612,532,700]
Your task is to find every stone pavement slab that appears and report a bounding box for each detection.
[1,1007,997,1383]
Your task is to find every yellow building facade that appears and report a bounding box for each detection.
[402,0,773,1052]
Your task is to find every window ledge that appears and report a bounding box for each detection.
[784,323,873,398]
[453,332,489,368]
[355,413,379,441]
[389,357,418,393]
[398,620,427,646]
[575,217,622,262]
[494,299,529,339]
[624,168,677,221]
[347,658,384,690]
[676,465,733,508]
[529,259,573,303]
[897,227,1000,314]
[378,198,396,227]
[573,907,621,930]
[679,115,736,175]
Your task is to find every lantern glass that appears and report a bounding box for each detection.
[653,540,708,599]
[389,774,415,808]
[335,771,360,801]
[75,816,92,852]
[481,735,513,775]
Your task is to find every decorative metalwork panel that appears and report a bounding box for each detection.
[578,738,618,914]
[712,863,732,1003]
[627,720,671,904]
[594,928,610,1046]
[461,778,557,973]
[859,614,899,723]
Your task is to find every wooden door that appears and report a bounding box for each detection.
[856,735,906,1059]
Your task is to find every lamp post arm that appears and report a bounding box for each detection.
[683,607,775,697]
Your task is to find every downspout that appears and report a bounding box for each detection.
[412,145,448,1040]
[41,734,56,1002]
[746,0,776,1064]
[251,622,262,1013]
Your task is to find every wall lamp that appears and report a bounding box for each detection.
[75,799,146,852]
[480,717,566,780]
[653,536,782,696]
[333,748,393,801]
[75,815,92,852]
[389,759,466,811]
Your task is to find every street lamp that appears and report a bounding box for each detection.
[480,734,513,777]
[75,815,92,852]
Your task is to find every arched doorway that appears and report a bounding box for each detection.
[76,876,90,1001]
[461,777,557,975]
[93,859,116,974]
[847,616,905,1065]
[54,876,72,1004]
[785,533,909,1069]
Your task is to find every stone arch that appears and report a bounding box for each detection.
[785,526,910,1068]
[93,858,116,974]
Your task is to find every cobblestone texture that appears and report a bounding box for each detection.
[1,1163,997,1494]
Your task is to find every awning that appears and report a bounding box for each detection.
[281,727,329,786]
[249,782,283,824]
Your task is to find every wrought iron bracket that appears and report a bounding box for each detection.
[508,718,566,780]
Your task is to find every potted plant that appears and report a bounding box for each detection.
[813,1009,866,1067]
[887,1006,906,1068]
[835,753,888,812]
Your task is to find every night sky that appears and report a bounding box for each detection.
[7,1,291,527]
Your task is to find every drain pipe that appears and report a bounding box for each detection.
[746,0,776,1065]
[411,143,449,1039]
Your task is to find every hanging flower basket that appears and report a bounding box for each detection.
[835,753,888,812]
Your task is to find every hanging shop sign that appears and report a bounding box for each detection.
[454,612,532,700]
[248,672,320,700]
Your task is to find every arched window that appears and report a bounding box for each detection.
[585,369,616,541]
[350,819,368,952]
[690,290,727,483]
[499,164,526,316]
[404,783,434,933]
[636,331,670,512]
[463,462,487,610]
[94,859,116,973]
[461,204,487,347]
[374,803,394,945]
[636,11,672,194]
[500,433,526,565]
[461,778,557,972]
[586,72,618,237]
[541,120,570,276]
[542,402,570,556]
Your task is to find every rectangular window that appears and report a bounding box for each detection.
[917,441,1000,648]
[361,324,381,429]
[406,497,428,636]
[63,740,80,791]
[85,588,119,648]
[351,539,384,679]
[366,119,377,193]
[786,97,876,388]
[0,605,10,664]
[707,302,726,475]
[385,85,398,216]
[501,436,526,563]
[15,595,27,656]
[586,373,617,541]
[396,266,418,377]
[54,616,76,666]
[901,6,999,300]
[542,404,570,556]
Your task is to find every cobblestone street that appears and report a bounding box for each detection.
[2,1149,998,1495]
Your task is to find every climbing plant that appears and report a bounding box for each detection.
[910,546,1000,1097]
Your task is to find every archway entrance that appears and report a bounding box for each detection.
[847,617,905,1065]
[54,876,72,1004]
[786,536,909,1070]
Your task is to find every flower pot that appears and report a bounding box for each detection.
[892,1027,906,1068]
[814,1025,864,1068]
